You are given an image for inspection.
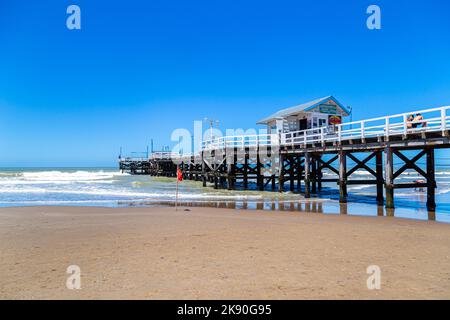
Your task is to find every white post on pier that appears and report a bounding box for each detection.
[320,127,325,146]
[441,108,447,136]
[403,114,408,138]
[385,117,390,141]
[361,121,365,143]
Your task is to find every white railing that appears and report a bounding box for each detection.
[283,127,330,146]
[120,151,179,161]
[119,157,149,162]
[282,105,450,146]
[202,133,279,151]
[150,152,180,159]
[196,106,450,152]
[126,106,450,160]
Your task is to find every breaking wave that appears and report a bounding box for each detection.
[1,168,450,209]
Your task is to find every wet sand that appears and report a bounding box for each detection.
[1,205,450,299]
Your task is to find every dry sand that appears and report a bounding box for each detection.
[1,205,450,299]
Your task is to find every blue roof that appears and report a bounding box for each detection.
[256,96,350,124]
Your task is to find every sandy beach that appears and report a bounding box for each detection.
[1,205,450,300]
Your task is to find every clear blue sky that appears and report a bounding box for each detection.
[1,0,449,167]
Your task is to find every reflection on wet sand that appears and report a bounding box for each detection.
[386,208,395,217]
[428,210,436,221]
[304,202,311,212]
[256,202,264,210]
[118,198,444,222]
[377,206,384,217]
[339,203,348,215]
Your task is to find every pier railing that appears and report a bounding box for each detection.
[120,151,179,161]
[120,151,149,161]
[150,152,179,159]
[127,105,450,159]
[178,105,450,155]
[202,133,279,151]
[282,105,450,146]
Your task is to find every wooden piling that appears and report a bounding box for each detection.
[375,151,384,205]
[227,157,234,190]
[243,150,249,189]
[426,148,436,212]
[384,147,395,209]
[278,153,284,193]
[189,161,193,180]
[195,163,199,181]
[219,174,226,188]
[304,153,311,198]
[338,151,347,203]
[213,172,219,189]
[289,156,295,192]
[297,157,302,191]
[256,146,264,191]
[311,155,317,194]
[201,152,207,187]
[317,155,322,191]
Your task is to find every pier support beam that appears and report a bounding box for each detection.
[213,170,219,189]
[243,151,249,189]
[289,156,295,192]
[189,162,194,180]
[376,151,384,205]
[384,147,395,209]
[201,152,207,187]
[317,155,322,192]
[195,163,200,181]
[311,156,317,194]
[426,148,436,212]
[227,162,234,190]
[278,154,284,193]
[219,175,226,188]
[338,151,347,203]
[296,157,303,191]
[256,147,264,191]
[304,153,311,198]
[227,148,237,190]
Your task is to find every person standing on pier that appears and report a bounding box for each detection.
[407,114,414,128]
[414,113,427,128]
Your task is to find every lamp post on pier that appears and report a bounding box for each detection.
[348,105,353,130]
[204,117,220,145]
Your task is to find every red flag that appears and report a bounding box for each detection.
[177,167,183,182]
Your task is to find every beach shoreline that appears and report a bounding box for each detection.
[2,167,450,223]
[1,205,450,299]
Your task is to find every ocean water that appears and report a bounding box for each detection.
[1,167,450,223]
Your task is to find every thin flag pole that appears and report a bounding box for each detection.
[175,165,183,211]
[175,174,179,211]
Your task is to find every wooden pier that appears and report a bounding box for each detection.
[119,152,178,176]
[120,105,450,212]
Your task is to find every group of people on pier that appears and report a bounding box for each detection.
[407,113,427,128]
